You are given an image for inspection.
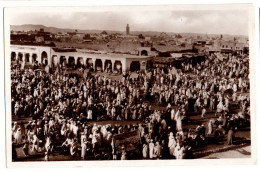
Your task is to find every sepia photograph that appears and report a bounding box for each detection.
[4,4,256,167]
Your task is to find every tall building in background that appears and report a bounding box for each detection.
[126,24,130,35]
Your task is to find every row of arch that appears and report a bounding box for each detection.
[11,51,142,72]
[11,51,49,66]
[57,57,140,72]
[11,51,124,72]
[53,56,123,72]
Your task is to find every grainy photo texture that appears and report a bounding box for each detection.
[4,5,255,166]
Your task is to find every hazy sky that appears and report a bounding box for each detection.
[9,9,249,35]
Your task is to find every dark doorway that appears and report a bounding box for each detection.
[18,53,23,63]
[25,53,30,63]
[95,59,103,71]
[104,60,112,72]
[52,55,58,67]
[86,58,93,69]
[11,52,16,61]
[130,61,140,72]
[114,60,122,73]
[77,57,83,68]
[41,51,48,66]
[32,54,37,63]
[68,56,75,68]
[60,56,66,66]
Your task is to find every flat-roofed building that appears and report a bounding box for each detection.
[10,44,152,72]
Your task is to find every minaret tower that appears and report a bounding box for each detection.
[126,24,130,35]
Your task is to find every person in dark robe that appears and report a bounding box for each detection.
[12,144,17,161]
[214,125,224,145]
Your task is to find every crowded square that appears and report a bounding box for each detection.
[11,49,250,161]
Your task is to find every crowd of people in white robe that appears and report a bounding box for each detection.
[11,53,250,160]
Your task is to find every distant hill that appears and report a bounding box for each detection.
[10,24,248,39]
[10,24,106,34]
[10,24,172,36]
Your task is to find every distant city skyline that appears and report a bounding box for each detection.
[9,9,249,36]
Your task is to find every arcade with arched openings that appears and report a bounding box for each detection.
[130,61,141,72]
[10,45,150,73]
[41,51,48,66]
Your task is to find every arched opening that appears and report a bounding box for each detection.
[11,52,16,62]
[68,56,75,68]
[104,60,112,73]
[18,53,23,63]
[52,55,58,67]
[77,57,83,68]
[130,61,140,72]
[41,51,48,66]
[114,60,122,73]
[25,53,30,63]
[86,58,93,69]
[60,56,67,66]
[32,54,37,63]
[95,59,103,71]
[141,50,148,56]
